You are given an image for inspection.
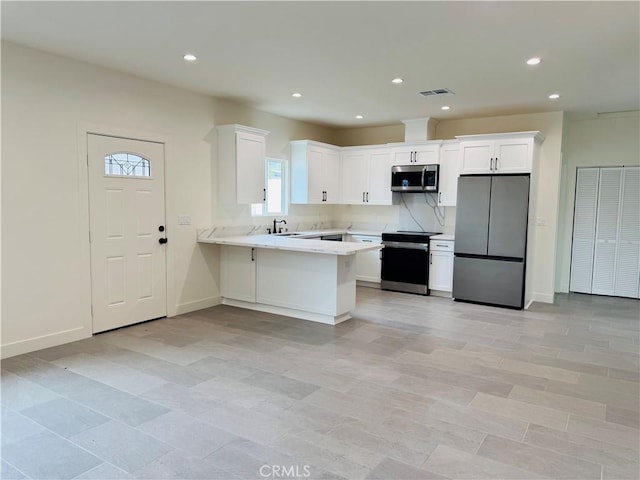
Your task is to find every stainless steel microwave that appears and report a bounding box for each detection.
[391,164,439,192]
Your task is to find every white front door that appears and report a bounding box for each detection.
[88,134,167,333]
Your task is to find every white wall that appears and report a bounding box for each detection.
[0,41,337,357]
[555,112,640,292]
[1,42,219,356]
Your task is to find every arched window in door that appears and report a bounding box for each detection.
[104,152,151,177]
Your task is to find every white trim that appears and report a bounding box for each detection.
[1,327,90,359]
[531,292,555,304]
[174,296,222,316]
[221,298,351,325]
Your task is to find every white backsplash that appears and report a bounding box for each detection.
[397,192,446,233]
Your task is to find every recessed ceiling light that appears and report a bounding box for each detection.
[549,93,560,99]
[292,92,302,98]
[526,57,541,65]
[441,106,451,111]
[355,115,364,119]
[183,54,197,61]
[391,78,404,84]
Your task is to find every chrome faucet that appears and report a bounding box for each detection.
[273,218,287,234]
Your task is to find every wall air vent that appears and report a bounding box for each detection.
[419,88,454,97]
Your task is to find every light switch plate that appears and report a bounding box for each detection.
[178,215,191,225]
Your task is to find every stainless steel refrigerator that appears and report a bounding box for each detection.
[453,174,530,309]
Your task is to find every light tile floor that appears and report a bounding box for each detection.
[2,289,639,479]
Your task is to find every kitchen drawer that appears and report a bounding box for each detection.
[430,240,454,252]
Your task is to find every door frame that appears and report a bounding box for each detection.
[77,123,174,336]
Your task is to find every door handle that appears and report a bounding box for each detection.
[159,238,168,244]
[362,192,365,203]
[263,188,266,202]
[490,158,494,171]
[251,247,255,261]
[438,192,442,203]
[421,166,426,190]
[366,192,369,202]
[495,157,498,170]
[430,253,433,264]
[158,225,165,232]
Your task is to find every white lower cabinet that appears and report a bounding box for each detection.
[219,244,359,323]
[348,235,382,284]
[429,239,454,294]
[220,245,256,302]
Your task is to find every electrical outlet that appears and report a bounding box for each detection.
[178,215,191,225]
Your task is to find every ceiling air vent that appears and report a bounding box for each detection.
[419,88,454,97]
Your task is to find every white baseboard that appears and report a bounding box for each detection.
[222,298,351,325]
[532,292,555,304]
[174,296,222,316]
[1,326,90,359]
[430,289,453,298]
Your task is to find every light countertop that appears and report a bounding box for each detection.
[430,234,455,241]
[198,233,382,256]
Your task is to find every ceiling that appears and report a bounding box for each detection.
[2,1,639,128]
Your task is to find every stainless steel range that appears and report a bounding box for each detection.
[381,231,442,295]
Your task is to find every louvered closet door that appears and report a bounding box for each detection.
[615,167,640,298]
[570,168,600,293]
[592,168,623,295]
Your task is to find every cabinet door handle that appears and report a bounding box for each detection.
[366,192,369,202]
[430,253,433,264]
[436,244,449,247]
[438,192,442,203]
[489,158,494,171]
[263,188,266,202]
[495,157,498,170]
[362,192,365,203]
[251,248,255,262]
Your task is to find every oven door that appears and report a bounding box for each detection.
[381,242,430,295]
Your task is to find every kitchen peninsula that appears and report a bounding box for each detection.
[198,233,382,325]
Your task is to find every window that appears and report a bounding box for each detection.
[104,152,151,177]
[251,158,288,216]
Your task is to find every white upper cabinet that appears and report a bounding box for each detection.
[390,142,441,165]
[291,140,341,204]
[367,148,394,205]
[438,141,459,206]
[217,124,269,204]
[457,131,543,175]
[340,146,393,205]
[340,147,369,204]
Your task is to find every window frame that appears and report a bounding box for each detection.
[104,152,152,178]
[251,157,288,217]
